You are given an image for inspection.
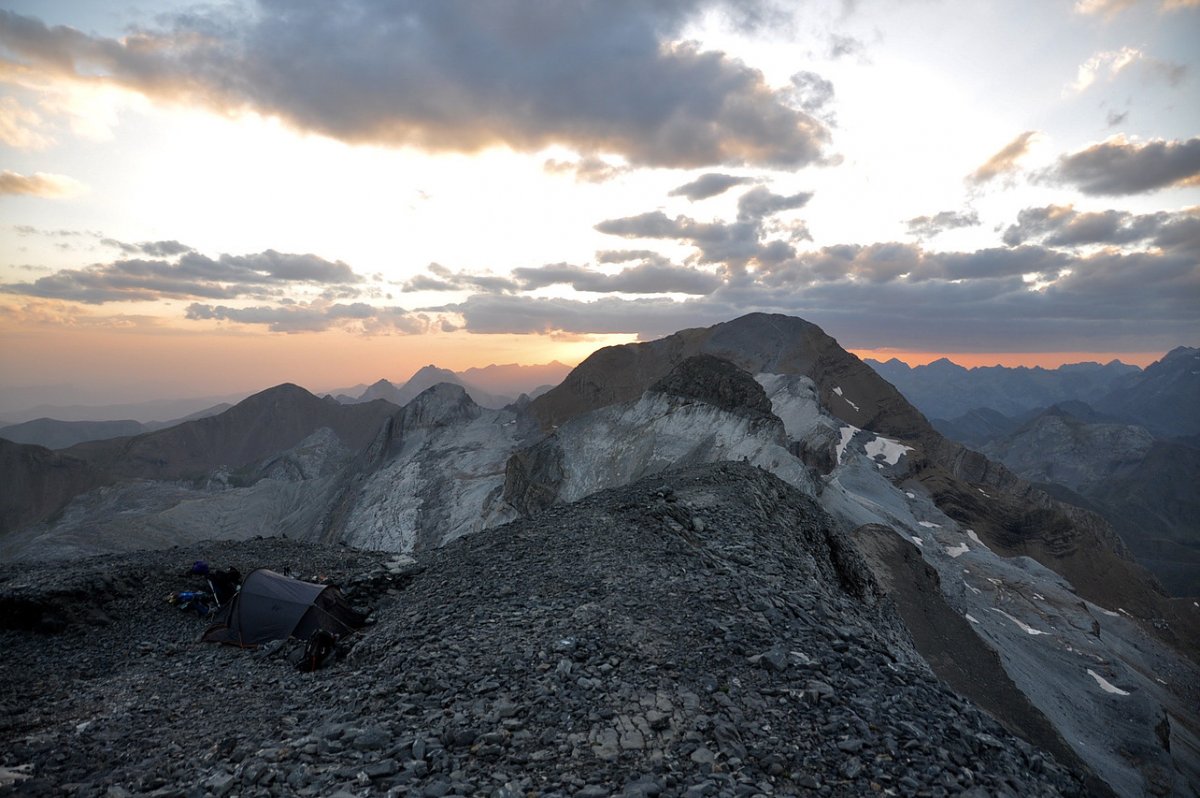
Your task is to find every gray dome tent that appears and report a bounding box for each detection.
[202,568,365,647]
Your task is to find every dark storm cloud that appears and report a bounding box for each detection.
[1,249,361,304]
[904,210,981,239]
[668,173,754,201]
[966,131,1039,185]
[185,302,427,334]
[0,3,831,169]
[1045,136,1200,195]
[1003,205,1200,251]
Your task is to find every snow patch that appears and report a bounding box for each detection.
[905,491,915,499]
[836,425,858,464]
[1099,608,1120,617]
[945,542,969,558]
[967,530,984,546]
[918,521,941,529]
[863,435,912,465]
[910,536,924,547]
[992,609,1048,636]
[832,385,860,411]
[965,614,980,624]
[1087,669,1130,696]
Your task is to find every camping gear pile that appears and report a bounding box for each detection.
[200,568,367,671]
[164,559,368,670]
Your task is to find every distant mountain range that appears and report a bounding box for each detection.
[868,348,1200,596]
[334,361,570,409]
[866,356,1141,421]
[0,405,232,450]
[870,346,1199,440]
[1,361,572,450]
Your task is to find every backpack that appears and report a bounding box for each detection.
[296,630,337,672]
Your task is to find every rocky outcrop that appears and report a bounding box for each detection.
[649,354,776,419]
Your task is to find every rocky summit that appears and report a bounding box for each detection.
[0,464,1085,798]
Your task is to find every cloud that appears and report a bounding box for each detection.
[1076,0,1199,14]
[0,169,85,197]
[0,96,50,148]
[100,238,194,257]
[512,261,722,295]
[1045,136,1200,195]
[736,186,813,222]
[1067,47,1142,93]
[186,301,428,334]
[828,34,865,60]
[2,249,362,304]
[401,265,520,294]
[1073,0,1137,15]
[543,155,630,184]
[905,210,981,239]
[439,237,1198,352]
[404,258,720,296]
[596,210,785,267]
[788,71,836,119]
[668,173,754,201]
[596,186,811,268]
[0,4,831,169]
[1002,204,1199,250]
[1066,47,1185,94]
[442,293,736,339]
[596,249,672,265]
[966,132,1039,186]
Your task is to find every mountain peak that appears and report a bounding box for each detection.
[408,364,460,381]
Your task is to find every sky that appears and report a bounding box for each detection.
[1,0,1198,407]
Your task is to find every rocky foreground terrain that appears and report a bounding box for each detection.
[1,464,1087,797]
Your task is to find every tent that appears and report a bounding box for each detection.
[202,569,366,647]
